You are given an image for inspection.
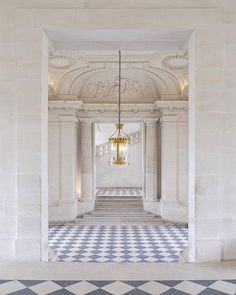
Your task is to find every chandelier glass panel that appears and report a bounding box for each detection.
[108,51,130,165]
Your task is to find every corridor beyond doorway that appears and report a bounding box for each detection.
[49,192,188,263]
[49,121,188,263]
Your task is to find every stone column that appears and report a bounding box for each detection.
[143,119,160,215]
[160,113,188,222]
[78,119,95,215]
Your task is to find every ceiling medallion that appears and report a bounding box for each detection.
[161,53,188,72]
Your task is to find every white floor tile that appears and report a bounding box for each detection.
[138,281,170,295]
[29,281,62,295]
[210,281,236,295]
[65,281,98,295]
[175,281,207,295]
[102,281,134,295]
[0,281,26,295]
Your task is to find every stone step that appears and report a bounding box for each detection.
[96,200,143,203]
[95,201,143,207]
[94,206,143,212]
[77,222,161,225]
[97,197,142,199]
[82,217,157,222]
[89,213,152,217]
[96,195,142,198]
[95,206,143,210]
[97,196,142,199]
[94,208,143,211]
[78,191,159,225]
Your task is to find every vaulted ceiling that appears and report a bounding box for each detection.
[48,48,188,103]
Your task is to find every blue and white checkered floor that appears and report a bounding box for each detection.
[96,187,142,197]
[49,224,188,262]
[1,279,236,294]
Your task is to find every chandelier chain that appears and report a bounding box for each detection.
[118,50,121,125]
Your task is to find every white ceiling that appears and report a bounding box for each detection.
[48,29,189,103]
[46,29,192,51]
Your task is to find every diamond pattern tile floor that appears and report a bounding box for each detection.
[96,188,142,197]
[2,280,235,295]
[49,224,188,263]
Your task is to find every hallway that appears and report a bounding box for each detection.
[49,223,187,263]
[49,191,188,263]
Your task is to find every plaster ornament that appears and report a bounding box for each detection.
[81,76,156,99]
[161,54,188,72]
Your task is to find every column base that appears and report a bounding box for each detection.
[49,201,77,222]
[77,199,95,216]
[143,200,161,216]
[48,247,58,262]
[161,201,188,223]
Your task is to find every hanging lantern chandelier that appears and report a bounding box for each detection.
[108,51,130,165]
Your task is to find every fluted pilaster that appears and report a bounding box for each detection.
[145,119,158,201]
[80,120,94,202]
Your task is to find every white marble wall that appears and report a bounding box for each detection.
[0,1,236,262]
[96,139,142,188]
[0,2,17,259]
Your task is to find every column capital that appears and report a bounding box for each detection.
[79,118,94,125]
[59,114,78,124]
[160,115,179,123]
[144,118,159,125]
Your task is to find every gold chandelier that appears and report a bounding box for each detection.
[108,51,130,165]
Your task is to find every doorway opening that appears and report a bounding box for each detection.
[46,29,192,263]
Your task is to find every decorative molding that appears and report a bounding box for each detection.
[81,75,157,99]
[161,54,188,72]
[48,50,188,103]
[48,100,188,121]
[49,100,83,111]
[49,49,76,70]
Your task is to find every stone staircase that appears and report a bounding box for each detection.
[77,195,161,224]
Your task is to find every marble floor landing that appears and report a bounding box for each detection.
[96,187,142,197]
[49,224,188,262]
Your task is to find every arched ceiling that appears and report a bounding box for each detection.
[48,48,188,103]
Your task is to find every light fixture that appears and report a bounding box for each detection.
[108,51,130,165]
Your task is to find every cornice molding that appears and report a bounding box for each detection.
[49,100,187,110]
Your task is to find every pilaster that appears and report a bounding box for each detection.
[78,119,95,216]
[143,119,161,215]
[48,113,78,222]
[160,114,188,222]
